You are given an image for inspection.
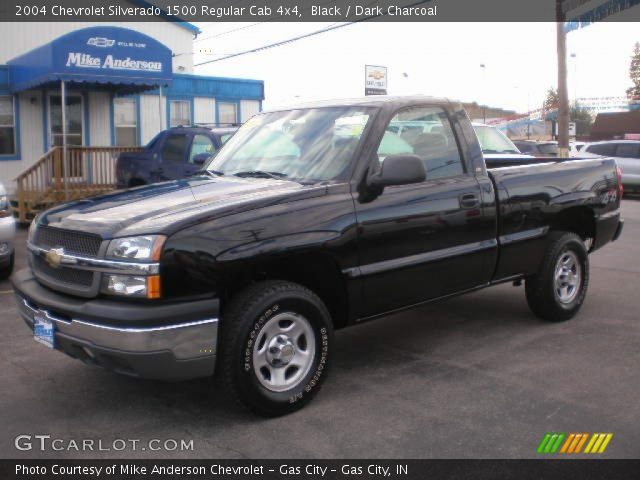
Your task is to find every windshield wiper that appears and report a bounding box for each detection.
[233,170,288,180]
[193,169,224,177]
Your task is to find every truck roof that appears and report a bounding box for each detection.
[264,95,454,112]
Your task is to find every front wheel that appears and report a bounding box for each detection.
[218,281,333,416]
[525,232,589,322]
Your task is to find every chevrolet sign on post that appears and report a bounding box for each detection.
[365,65,387,95]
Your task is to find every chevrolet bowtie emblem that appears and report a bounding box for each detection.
[45,248,65,269]
[368,71,385,80]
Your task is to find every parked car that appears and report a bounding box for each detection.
[15,96,623,416]
[471,123,534,164]
[0,182,16,280]
[513,140,559,157]
[581,140,640,193]
[116,126,237,188]
[570,141,587,157]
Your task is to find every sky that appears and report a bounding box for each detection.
[192,21,640,113]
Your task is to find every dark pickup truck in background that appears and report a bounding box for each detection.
[116,126,237,188]
[14,96,623,416]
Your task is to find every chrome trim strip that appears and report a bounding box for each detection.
[498,226,549,245]
[28,242,160,275]
[597,209,621,220]
[72,317,219,333]
[343,239,498,278]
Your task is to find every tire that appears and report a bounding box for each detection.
[525,232,589,322]
[0,252,14,281]
[218,280,333,416]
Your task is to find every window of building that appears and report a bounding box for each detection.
[114,97,137,146]
[219,102,237,125]
[378,107,464,180]
[0,96,16,156]
[170,100,191,127]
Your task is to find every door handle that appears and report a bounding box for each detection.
[459,193,480,209]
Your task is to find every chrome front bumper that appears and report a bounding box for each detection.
[13,268,220,381]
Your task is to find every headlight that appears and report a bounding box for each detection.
[106,235,165,262]
[101,274,161,299]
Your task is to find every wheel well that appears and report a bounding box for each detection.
[223,253,350,330]
[550,207,595,244]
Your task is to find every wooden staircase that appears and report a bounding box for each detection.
[13,146,142,224]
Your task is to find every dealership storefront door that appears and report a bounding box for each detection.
[49,94,83,147]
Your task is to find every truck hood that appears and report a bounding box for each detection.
[39,175,317,238]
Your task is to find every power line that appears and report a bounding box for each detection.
[194,0,433,67]
[194,22,264,43]
[194,22,356,66]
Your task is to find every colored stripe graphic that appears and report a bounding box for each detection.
[585,433,613,454]
[539,433,612,454]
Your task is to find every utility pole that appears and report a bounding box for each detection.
[556,0,570,157]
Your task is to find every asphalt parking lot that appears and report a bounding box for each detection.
[1,199,639,459]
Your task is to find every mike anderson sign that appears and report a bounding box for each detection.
[66,52,163,72]
[7,26,173,92]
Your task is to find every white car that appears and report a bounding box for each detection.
[581,140,640,193]
[0,182,16,279]
[570,141,587,157]
[472,123,535,164]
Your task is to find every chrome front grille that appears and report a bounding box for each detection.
[33,255,94,288]
[30,226,103,297]
[33,226,102,258]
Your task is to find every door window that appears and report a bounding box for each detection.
[161,134,188,163]
[378,107,464,179]
[189,134,215,163]
[615,143,640,158]
[49,94,83,147]
[586,143,615,156]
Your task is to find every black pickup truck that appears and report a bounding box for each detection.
[14,96,623,416]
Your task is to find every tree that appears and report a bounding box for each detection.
[626,42,640,99]
[543,87,559,112]
[570,103,593,137]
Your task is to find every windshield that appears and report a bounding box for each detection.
[473,125,520,154]
[207,107,374,182]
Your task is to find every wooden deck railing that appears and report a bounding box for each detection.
[15,146,142,223]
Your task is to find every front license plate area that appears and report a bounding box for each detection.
[34,312,55,349]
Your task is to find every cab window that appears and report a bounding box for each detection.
[378,107,464,180]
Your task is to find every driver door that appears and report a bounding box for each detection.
[354,106,494,317]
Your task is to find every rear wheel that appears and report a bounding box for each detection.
[218,280,333,416]
[525,232,589,322]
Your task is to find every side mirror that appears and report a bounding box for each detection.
[368,154,426,188]
[192,152,212,165]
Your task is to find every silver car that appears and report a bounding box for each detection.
[0,182,16,279]
[581,140,640,193]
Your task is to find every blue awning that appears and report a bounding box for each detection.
[7,26,173,93]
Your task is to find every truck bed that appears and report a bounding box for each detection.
[487,157,621,281]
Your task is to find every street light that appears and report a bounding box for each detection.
[480,64,487,123]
